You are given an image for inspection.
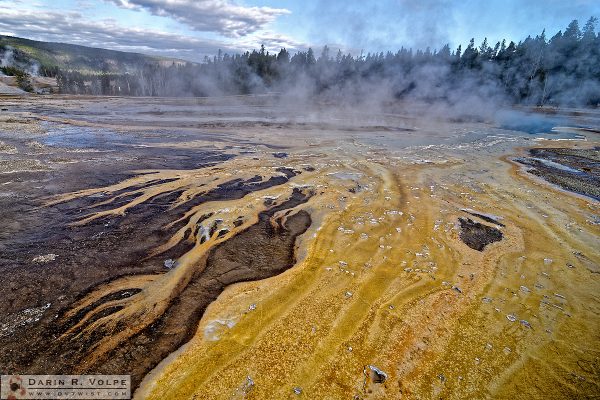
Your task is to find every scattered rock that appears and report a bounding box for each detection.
[506,314,517,322]
[242,376,255,393]
[337,226,354,234]
[32,254,58,263]
[293,387,302,395]
[461,208,506,227]
[365,365,388,384]
[204,318,238,341]
[520,320,532,329]
[163,259,175,269]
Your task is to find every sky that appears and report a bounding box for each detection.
[0,0,598,62]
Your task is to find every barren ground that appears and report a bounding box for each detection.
[0,95,598,399]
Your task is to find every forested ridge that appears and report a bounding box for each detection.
[3,18,599,106]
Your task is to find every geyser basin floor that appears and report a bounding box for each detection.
[0,96,598,399]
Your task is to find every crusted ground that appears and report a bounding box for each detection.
[0,96,598,399]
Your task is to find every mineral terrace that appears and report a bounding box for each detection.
[0,95,598,399]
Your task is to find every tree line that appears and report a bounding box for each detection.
[46,17,600,106]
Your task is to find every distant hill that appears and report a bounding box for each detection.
[0,35,190,74]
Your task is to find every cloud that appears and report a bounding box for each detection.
[238,31,309,53]
[105,0,291,38]
[0,7,248,61]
